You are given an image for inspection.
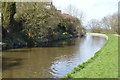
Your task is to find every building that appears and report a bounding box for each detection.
[44,0,55,9]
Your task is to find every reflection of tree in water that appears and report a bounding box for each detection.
[41,38,78,47]
[2,57,24,70]
[91,36,106,45]
[91,36,100,41]
[0,56,1,73]
[5,49,32,53]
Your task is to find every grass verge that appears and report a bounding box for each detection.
[64,34,118,78]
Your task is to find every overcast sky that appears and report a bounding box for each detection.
[52,0,119,25]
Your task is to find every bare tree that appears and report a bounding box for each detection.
[101,13,118,33]
[64,4,85,24]
[87,19,101,28]
[87,12,118,34]
[87,19,102,33]
[109,13,118,33]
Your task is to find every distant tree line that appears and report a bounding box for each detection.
[87,13,119,34]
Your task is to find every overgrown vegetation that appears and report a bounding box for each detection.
[64,34,118,78]
[2,2,85,49]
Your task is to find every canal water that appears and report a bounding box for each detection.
[2,34,106,78]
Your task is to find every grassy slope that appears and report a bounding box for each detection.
[64,34,118,78]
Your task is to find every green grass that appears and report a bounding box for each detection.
[64,34,118,78]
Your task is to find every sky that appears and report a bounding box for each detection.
[0,0,119,25]
[52,0,119,25]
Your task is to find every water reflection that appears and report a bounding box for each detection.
[2,34,106,78]
[38,38,77,47]
[2,57,24,70]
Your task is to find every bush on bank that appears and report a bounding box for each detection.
[2,2,85,49]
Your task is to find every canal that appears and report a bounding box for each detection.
[2,34,106,78]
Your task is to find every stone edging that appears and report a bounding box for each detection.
[87,33,108,40]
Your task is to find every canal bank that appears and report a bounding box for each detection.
[64,34,118,78]
[2,33,84,51]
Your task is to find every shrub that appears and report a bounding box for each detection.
[14,3,85,45]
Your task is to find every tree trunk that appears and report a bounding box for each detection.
[2,2,16,33]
